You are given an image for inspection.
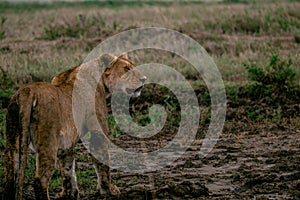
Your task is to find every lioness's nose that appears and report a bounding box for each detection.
[140,76,147,84]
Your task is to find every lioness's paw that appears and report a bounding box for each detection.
[110,184,120,196]
[97,184,120,197]
[55,190,79,200]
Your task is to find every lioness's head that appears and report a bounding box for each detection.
[99,53,147,97]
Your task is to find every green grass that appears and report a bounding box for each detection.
[226,86,239,103]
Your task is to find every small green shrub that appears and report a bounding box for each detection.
[247,54,296,87]
[226,86,239,103]
[245,54,297,98]
[247,111,265,121]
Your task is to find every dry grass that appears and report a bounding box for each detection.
[1,2,300,39]
[0,2,299,88]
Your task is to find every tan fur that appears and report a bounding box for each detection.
[4,53,146,200]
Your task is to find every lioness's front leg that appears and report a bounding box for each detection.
[89,131,120,196]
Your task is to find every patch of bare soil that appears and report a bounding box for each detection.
[79,127,300,199]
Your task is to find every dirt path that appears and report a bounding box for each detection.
[103,128,299,199]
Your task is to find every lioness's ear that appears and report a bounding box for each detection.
[99,53,117,68]
[118,53,128,60]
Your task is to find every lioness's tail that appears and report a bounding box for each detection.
[4,88,34,200]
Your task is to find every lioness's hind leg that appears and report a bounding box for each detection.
[4,101,21,200]
[4,137,19,200]
[56,150,78,200]
[34,151,56,200]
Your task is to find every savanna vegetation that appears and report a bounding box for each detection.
[0,0,299,199]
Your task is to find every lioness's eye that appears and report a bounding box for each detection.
[124,66,130,72]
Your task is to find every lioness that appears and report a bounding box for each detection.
[4,53,146,200]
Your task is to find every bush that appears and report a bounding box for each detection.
[245,54,297,98]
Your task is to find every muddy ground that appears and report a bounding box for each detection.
[102,87,300,199]
[1,85,299,200]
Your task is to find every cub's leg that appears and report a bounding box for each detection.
[56,149,79,200]
[89,131,120,196]
[34,146,57,200]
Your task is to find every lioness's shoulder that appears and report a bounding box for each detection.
[51,66,79,87]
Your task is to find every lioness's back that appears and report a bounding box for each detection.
[10,82,62,116]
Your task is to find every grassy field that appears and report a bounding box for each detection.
[0,0,300,199]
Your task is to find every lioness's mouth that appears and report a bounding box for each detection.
[134,85,143,93]
[126,85,143,95]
